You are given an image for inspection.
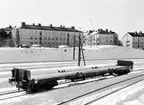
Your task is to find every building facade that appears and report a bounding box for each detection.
[84,29,118,46]
[121,32,144,49]
[12,22,83,47]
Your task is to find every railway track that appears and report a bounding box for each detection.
[0,90,23,96]
[0,67,143,102]
[57,73,144,105]
[0,74,115,101]
[0,90,25,101]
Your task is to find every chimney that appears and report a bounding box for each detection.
[139,31,142,35]
[106,29,108,32]
[9,25,12,28]
[33,23,35,26]
[71,26,75,29]
[38,23,41,26]
[60,25,63,28]
[50,24,53,27]
[22,22,25,26]
[135,31,138,35]
[63,26,65,28]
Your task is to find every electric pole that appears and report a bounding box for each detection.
[73,35,76,60]
[39,32,42,45]
[78,33,86,66]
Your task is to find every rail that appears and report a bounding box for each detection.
[57,73,144,105]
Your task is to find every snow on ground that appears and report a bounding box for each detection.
[0,87,16,93]
[83,45,117,50]
[0,45,144,64]
[89,80,144,105]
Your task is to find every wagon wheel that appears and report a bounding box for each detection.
[27,83,34,93]
[9,79,16,85]
[71,78,75,82]
[76,72,80,77]
[109,69,113,75]
[26,86,32,93]
[16,82,20,91]
[80,72,85,80]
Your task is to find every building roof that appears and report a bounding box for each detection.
[20,22,82,33]
[2,26,13,32]
[97,29,116,34]
[127,32,144,37]
[85,29,117,36]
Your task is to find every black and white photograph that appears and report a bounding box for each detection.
[0,0,144,105]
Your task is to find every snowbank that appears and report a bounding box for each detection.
[0,45,144,64]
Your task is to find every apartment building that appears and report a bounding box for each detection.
[121,32,144,49]
[12,22,83,47]
[84,29,118,46]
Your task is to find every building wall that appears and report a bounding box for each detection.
[84,32,115,46]
[99,34,114,45]
[121,33,133,48]
[113,34,119,45]
[132,37,139,48]
[15,28,82,47]
[122,33,144,49]
[139,37,144,49]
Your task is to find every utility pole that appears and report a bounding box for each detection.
[78,33,86,66]
[67,33,70,46]
[39,31,42,45]
[73,32,76,60]
[78,34,81,66]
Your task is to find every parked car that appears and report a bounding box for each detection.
[17,44,29,48]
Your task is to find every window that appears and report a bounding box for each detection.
[30,42,33,44]
[48,37,51,40]
[52,37,54,40]
[35,37,37,40]
[60,37,62,40]
[30,37,33,40]
[56,37,58,40]
[44,37,47,40]
[64,37,66,41]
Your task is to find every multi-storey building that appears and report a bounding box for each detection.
[0,26,16,47]
[121,32,144,49]
[84,29,118,46]
[12,22,83,47]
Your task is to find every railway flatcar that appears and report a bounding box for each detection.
[9,60,133,93]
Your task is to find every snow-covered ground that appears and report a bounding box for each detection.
[0,45,144,64]
[90,80,144,105]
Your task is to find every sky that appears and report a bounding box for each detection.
[1,0,144,38]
